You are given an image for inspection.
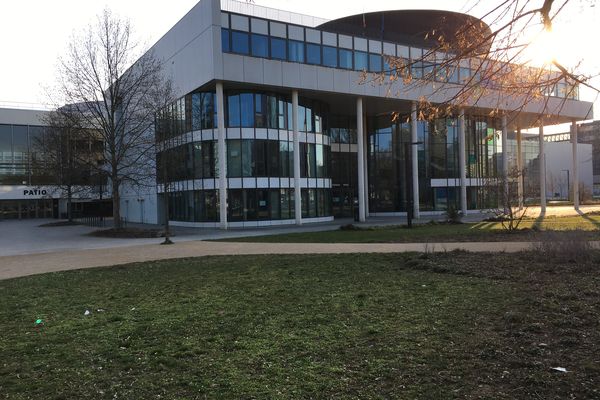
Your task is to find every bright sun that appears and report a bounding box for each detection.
[524,25,584,69]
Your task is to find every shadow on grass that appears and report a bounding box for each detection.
[576,209,600,229]
[532,209,546,230]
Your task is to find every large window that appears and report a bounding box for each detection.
[270,37,286,60]
[251,34,268,57]
[354,51,368,71]
[231,31,250,55]
[288,40,305,63]
[339,49,353,69]
[306,43,321,65]
[227,94,241,127]
[322,46,337,68]
[221,29,230,53]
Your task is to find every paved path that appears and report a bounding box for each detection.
[0,239,573,281]
[2,204,600,281]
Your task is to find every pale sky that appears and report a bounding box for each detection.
[1,0,598,118]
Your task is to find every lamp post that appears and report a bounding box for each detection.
[404,140,423,228]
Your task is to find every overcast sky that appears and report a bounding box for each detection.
[1,0,598,116]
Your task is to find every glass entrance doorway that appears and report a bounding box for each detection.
[0,199,55,219]
[332,187,356,218]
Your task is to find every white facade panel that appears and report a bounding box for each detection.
[338,34,353,49]
[251,18,268,34]
[288,25,304,41]
[354,37,368,51]
[322,32,337,47]
[305,28,321,43]
[269,21,286,38]
[231,14,249,31]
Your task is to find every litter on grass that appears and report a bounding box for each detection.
[84,310,91,316]
[551,367,568,373]
[35,319,43,325]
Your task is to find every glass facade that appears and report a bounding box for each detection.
[156,90,332,223]
[365,115,502,213]
[0,123,102,186]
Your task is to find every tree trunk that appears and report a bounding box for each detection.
[112,182,121,229]
[67,186,73,222]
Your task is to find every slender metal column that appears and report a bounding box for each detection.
[363,112,369,217]
[539,122,546,212]
[501,114,509,212]
[516,127,523,210]
[411,102,420,219]
[216,82,228,229]
[357,97,366,222]
[572,120,579,209]
[458,109,467,215]
[292,90,302,225]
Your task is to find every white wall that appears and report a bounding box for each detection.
[120,186,158,225]
[545,142,593,199]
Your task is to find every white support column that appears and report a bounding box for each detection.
[363,113,369,217]
[539,122,546,212]
[458,109,467,215]
[357,97,366,222]
[572,120,579,210]
[501,114,509,212]
[292,90,302,225]
[411,102,420,219]
[216,82,228,229]
[517,127,524,210]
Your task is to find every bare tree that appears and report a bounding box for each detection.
[33,109,103,222]
[487,165,530,231]
[53,8,173,229]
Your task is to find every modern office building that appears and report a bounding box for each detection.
[135,0,592,229]
[3,0,594,225]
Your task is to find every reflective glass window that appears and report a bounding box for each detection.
[322,46,337,68]
[251,33,268,57]
[254,93,266,128]
[221,28,230,52]
[279,141,290,177]
[227,139,242,177]
[254,140,267,176]
[240,93,254,127]
[0,124,12,154]
[270,37,286,60]
[241,140,253,176]
[339,48,352,69]
[231,31,249,55]
[227,94,240,127]
[369,53,382,72]
[306,43,321,65]
[267,140,279,176]
[288,40,305,63]
[354,51,368,71]
[270,190,280,219]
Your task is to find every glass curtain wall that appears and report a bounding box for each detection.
[156,89,333,223]
[368,115,500,212]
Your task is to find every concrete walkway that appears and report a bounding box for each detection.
[2,204,600,281]
[0,239,576,281]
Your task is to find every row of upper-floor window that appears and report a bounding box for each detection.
[157,139,330,182]
[156,90,358,143]
[220,11,579,99]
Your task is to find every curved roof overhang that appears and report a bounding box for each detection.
[317,10,492,52]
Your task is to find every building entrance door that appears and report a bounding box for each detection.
[332,187,356,218]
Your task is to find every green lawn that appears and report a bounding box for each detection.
[1,253,599,399]
[220,214,600,243]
